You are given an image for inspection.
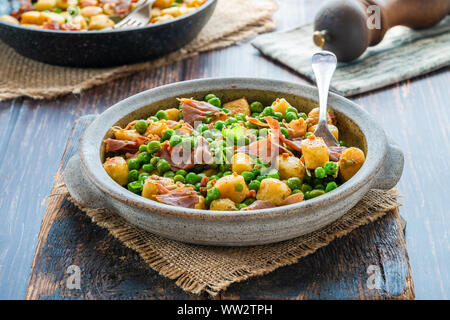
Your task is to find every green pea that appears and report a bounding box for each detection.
[285,112,298,123]
[156,159,171,174]
[252,167,261,176]
[286,107,298,114]
[173,174,185,183]
[314,167,326,179]
[216,172,224,178]
[138,173,149,182]
[244,197,256,206]
[142,164,154,173]
[137,152,151,164]
[309,189,325,198]
[222,108,230,114]
[248,180,261,191]
[292,189,302,194]
[135,120,148,134]
[304,132,313,138]
[185,172,201,185]
[235,113,247,122]
[127,181,143,194]
[147,141,161,154]
[127,158,141,170]
[213,121,225,130]
[259,128,269,137]
[250,101,264,113]
[169,134,182,147]
[256,175,267,182]
[324,161,338,175]
[266,169,280,180]
[251,112,260,118]
[280,127,289,138]
[208,187,220,200]
[262,106,274,116]
[339,140,347,147]
[286,177,302,190]
[155,110,168,120]
[314,184,325,190]
[225,118,237,126]
[222,171,232,176]
[208,97,221,108]
[148,116,159,122]
[161,129,174,141]
[204,93,217,101]
[139,144,148,153]
[196,123,209,132]
[241,171,254,182]
[194,182,201,191]
[274,112,284,121]
[304,191,311,200]
[298,112,307,120]
[175,169,187,177]
[150,156,160,166]
[237,203,247,210]
[128,169,139,182]
[301,183,313,193]
[325,181,338,193]
[163,171,175,178]
[234,183,244,192]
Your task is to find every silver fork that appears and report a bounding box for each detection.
[113,0,155,29]
[311,51,340,147]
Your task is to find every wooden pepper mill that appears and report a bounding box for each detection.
[313,0,450,62]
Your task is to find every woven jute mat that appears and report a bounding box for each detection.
[0,0,277,101]
[50,168,401,296]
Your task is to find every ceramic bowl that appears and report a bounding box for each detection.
[64,78,404,246]
[0,0,217,67]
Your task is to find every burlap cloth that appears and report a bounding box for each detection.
[50,169,401,296]
[0,0,278,101]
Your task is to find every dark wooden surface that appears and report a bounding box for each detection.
[24,115,413,300]
[0,0,448,299]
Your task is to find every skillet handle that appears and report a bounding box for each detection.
[64,154,110,209]
[371,136,404,190]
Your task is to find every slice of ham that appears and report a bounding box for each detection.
[283,118,306,139]
[281,193,304,205]
[104,138,139,153]
[159,137,213,171]
[328,146,347,162]
[155,187,199,209]
[179,98,226,127]
[42,20,60,30]
[115,0,131,14]
[241,200,276,210]
[247,117,270,128]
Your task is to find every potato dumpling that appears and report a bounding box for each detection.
[300,135,329,169]
[256,178,291,206]
[231,152,253,174]
[223,97,251,116]
[145,121,168,137]
[41,11,65,25]
[306,107,333,127]
[142,176,173,199]
[272,98,293,116]
[195,195,206,209]
[103,156,129,186]
[339,147,365,181]
[308,124,339,140]
[154,0,174,9]
[214,173,249,203]
[277,154,305,181]
[114,129,140,140]
[81,6,103,18]
[21,11,46,25]
[0,15,19,24]
[165,108,180,121]
[209,198,237,211]
[35,0,57,11]
[56,0,78,9]
[88,14,114,30]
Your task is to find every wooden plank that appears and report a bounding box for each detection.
[25,115,413,300]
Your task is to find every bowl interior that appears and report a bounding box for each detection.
[100,89,367,162]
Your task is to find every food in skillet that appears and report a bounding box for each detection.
[1,0,206,30]
[102,94,365,210]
